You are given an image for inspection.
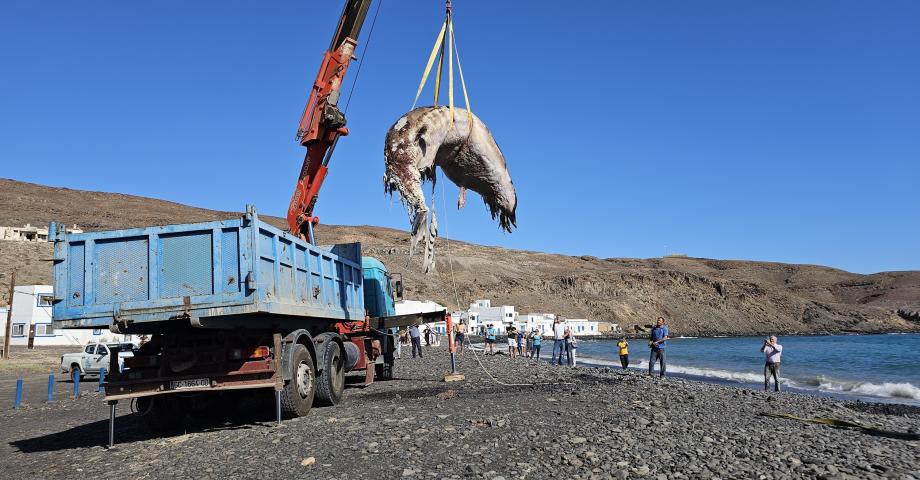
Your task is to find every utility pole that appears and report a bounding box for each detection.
[3,271,15,359]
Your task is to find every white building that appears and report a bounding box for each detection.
[0,285,134,347]
[565,318,602,336]
[468,299,517,335]
[519,313,553,335]
[0,224,82,242]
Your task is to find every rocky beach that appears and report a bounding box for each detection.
[1,345,918,479]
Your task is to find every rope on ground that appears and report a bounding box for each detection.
[460,335,575,387]
[761,412,920,441]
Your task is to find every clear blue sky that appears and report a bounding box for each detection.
[1,1,918,274]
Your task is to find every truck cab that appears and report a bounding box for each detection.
[361,257,401,318]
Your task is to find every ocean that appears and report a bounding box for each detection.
[572,334,920,405]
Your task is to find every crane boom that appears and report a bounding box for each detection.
[287,0,373,242]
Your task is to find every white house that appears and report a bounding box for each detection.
[520,313,556,335]
[0,224,82,242]
[468,299,517,334]
[565,318,602,336]
[0,285,135,347]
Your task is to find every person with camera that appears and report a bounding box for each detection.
[648,317,669,377]
[761,335,783,391]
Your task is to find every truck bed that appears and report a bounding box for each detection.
[51,206,365,331]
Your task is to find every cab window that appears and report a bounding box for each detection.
[84,345,95,354]
[96,346,109,356]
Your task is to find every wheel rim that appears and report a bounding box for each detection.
[332,349,344,393]
[296,361,312,398]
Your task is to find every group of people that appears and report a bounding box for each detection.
[480,322,546,359]
[616,317,784,393]
[401,314,784,392]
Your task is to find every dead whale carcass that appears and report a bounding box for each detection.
[384,106,516,273]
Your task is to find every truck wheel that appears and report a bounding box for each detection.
[137,396,186,434]
[280,344,315,418]
[70,364,84,381]
[315,340,345,406]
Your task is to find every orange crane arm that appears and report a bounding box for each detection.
[287,0,373,242]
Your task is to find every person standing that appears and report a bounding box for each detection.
[424,327,432,346]
[648,317,669,377]
[409,324,423,359]
[455,319,467,355]
[485,323,497,355]
[551,316,566,365]
[617,337,629,370]
[525,330,534,358]
[507,326,518,358]
[531,330,542,359]
[761,335,783,392]
[517,328,526,356]
[567,331,578,367]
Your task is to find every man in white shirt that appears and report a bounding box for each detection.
[760,335,782,392]
[551,316,566,366]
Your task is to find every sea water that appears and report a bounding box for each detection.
[574,334,920,405]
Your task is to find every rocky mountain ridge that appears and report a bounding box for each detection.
[1,178,918,335]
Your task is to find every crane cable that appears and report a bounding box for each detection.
[343,0,383,114]
[410,4,474,128]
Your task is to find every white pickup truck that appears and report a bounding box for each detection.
[60,342,136,379]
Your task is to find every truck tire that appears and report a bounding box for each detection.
[314,340,345,406]
[137,396,186,434]
[70,364,84,381]
[280,344,315,418]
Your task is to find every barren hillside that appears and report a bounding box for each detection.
[1,178,918,335]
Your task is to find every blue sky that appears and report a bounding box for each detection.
[1,1,918,274]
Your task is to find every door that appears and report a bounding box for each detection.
[92,345,110,372]
[81,345,96,372]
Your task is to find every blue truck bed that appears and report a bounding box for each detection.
[50,206,365,330]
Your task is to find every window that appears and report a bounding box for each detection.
[37,294,54,307]
[92,328,102,336]
[84,345,95,354]
[96,346,108,356]
[35,324,55,336]
[12,324,25,337]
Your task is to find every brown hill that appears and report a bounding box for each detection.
[1,178,918,335]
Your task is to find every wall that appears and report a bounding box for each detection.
[0,285,135,347]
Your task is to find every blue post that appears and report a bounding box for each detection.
[73,370,80,399]
[14,378,23,409]
[47,373,55,402]
[98,367,106,392]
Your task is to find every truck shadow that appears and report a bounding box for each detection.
[10,399,281,453]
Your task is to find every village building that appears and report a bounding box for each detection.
[0,224,82,242]
[0,285,135,347]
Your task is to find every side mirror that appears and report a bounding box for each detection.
[395,280,404,300]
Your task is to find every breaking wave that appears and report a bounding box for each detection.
[577,355,920,402]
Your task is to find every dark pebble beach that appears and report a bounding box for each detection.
[1,345,918,479]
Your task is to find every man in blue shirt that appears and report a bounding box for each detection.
[409,324,423,358]
[649,317,669,377]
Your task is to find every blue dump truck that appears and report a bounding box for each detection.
[50,206,443,434]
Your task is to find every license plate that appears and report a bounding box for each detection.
[169,378,210,390]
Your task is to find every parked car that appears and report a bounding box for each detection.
[60,342,136,379]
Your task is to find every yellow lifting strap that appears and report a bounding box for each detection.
[411,20,447,110]
[450,19,474,129]
[410,10,474,129]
